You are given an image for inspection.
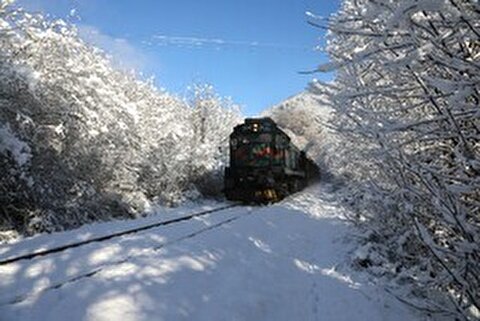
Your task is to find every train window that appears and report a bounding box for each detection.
[233,134,271,145]
[276,135,287,147]
[262,123,273,131]
[292,151,298,169]
[258,133,271,142]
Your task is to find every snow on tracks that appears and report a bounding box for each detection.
[0,204,249,306]
[0,204,238,266]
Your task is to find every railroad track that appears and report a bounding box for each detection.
[0,204,239,266]
[0,204,251,306]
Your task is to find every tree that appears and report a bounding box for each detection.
[311,0,480,319]
[0,2,242,236]
[187,84,242,197]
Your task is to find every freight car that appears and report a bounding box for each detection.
[224,117,319,203]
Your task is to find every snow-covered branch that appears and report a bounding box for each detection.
[315,0,480,319]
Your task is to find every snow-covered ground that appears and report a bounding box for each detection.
[0,184,424,321]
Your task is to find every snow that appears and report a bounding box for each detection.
[0,184,424,321]
[0,200,224,260]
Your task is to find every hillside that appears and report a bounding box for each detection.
[262,91,338,175]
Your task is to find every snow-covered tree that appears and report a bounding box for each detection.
[187,84,242,197]
[0,1,241,237]
[262,91,333,172]
[311,0,480,319]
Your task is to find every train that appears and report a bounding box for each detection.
[224,117,319,203]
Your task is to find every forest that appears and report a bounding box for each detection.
[0,1,241,237]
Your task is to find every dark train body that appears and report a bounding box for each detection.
[224,117,319,203]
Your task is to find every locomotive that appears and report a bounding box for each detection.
[224,117,319,203]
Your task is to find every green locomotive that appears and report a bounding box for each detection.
[224,117,319,203]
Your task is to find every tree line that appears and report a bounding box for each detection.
[0,1,240,238]
[311,0,479,319]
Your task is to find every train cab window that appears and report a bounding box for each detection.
[285,149,299,169]
[262,122,273,132]
[275,135,287,148]
[258,133,271,142]
[291,151,298,169]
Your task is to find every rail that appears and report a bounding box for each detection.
[0,204,239,266]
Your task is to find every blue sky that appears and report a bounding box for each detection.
[17,0,339,115]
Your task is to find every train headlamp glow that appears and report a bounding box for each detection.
[252,123,260,132]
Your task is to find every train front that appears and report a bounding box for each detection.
[224,118,282,203]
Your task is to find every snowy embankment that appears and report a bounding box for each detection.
[0,184,423,321]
